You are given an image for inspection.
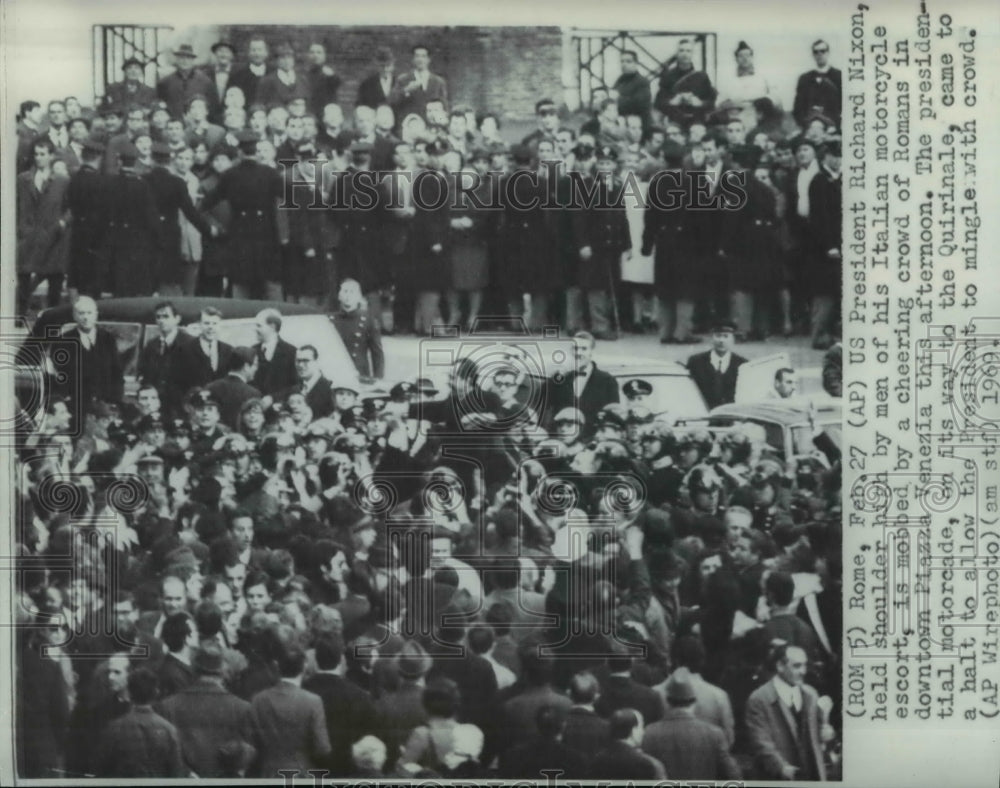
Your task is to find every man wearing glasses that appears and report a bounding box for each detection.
[793,40,842,128]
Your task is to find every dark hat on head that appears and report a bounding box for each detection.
[773,522,808,549]
[362,391,388,414]
[118,143,140,165]
[137,414,165,433]
[665,670,697,702]
[211,41,235,55]
[623,378,653,399]
[572,141,595,158]
[791,135,817,152]
[660,140,687,167]
[235,129,260,152]
[730,144,762,170]
[821,139,842,158]
[389,381,416,401]
[151,140,172,160]
[231,346,257,368]
[596,144,619,162]
[174,43,198,59]
[397,639,432,679]
[349,139,373,155]
[709,319,738,334]
[137,453,165,467]
[374,46,394,65]
[275,43,295,58]
[415,377,439,396]
[82,138,106,156]
[510,144,533,165]
[189,389,220,409]
[122,57,144,70]
[735,40,753,54]
[193,641,225,675]
[626,405,653,425]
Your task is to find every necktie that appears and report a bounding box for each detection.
[159,338,167,356]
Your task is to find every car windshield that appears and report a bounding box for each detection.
[617,374,709,421]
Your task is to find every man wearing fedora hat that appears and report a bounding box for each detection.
[641,670,740,779]
[375,639,433,768]
[259,43,310,109]
[157,641,256,777]
[158,44,213,120]
[686,321,748,409]
[104,57,156,113]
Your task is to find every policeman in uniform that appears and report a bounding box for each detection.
[99,142,162,296]
[624,405,653,455]
[331,278,385,382]
[200,129,285,300]
[570,145,631,340]
[67,138,109,297]
[593,402,629,444]
[188,389,231,457]
[145,141,212,294]
[336,141,386,302]
[622,378,654,409]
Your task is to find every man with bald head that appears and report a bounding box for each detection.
[58,296,124,410]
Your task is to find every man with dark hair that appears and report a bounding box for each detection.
[305,41,341,116]
[686,322,748,409]
[807,141,842,349]
[16,137,70,314]
[157,641,256,777]
[230,37,271,108]
[95,668,186,777]
[390,44,448,123]
[500,647,572,750]
[302,634,378,776]
[16,99,47,172]
[563,671,610,755]
[590,708,666,779]
[641,671,739,779]
[138,301,197,417]
[596,652,664,723]
[761,570,824,668]
[105,57,157,113]
[259,42,310,108]
[279,344,334,418]
[794,40,842,127]
[521,97,561,149]
[56,296,125,410]
[206,347,262,429]
[250,642,331,776]
[356,46,396,111]
[614,50,652,123]
[176,307,234,393]
[159,612,198,697]
[498,704,590,778]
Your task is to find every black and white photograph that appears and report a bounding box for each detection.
[2,0,860,783]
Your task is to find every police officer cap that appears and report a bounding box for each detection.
[596,144,619,162]
[305,419,338,440]
[709,320,738,335]
[595,403,628,429]
[661,140,686,167]
[235,129,260,151]
[390,381,416,400]
[211,41,235,55]
[189,389,219,409]
[626,405,654,425]
[572,141,595,158]
[678,428,713,451]
[553,407,585,425]
[687,464,723,492]
[791,135,817,152]
[623,378,653,399]
[414,377,439,396]
[137,414,165,432]
[334,381,360,396]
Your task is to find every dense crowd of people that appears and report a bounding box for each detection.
[14,29,844,782]
[16,35,842,348]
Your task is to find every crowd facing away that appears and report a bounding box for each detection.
[16,35,841,348]
[14,29,844,782]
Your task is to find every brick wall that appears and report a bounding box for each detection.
[215,24,564,121]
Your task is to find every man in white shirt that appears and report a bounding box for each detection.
[390,44,448,123]
[685,322,748,409]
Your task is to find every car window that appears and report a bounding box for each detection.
[62,321,142,378]
[617,374,709,421]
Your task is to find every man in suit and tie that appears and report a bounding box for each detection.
[104,58,158,114]
[280,344,334,418]
[204,41,235,124]
[746,643,832,781]
[596,652,665,724]
[207,347,262,430]
[641,671,740,780]
[252,308,298,396]
[177,306,234,394]
[546,331,620,430]
[390,45,448,124]
[230,37,271,109]
[139,301,197,418]
[58,296,124,411]
[355,47,396,111]
[686,322,747,410]
[250,643,331,777]
[66,138,108,297]
[562,671,610,755]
